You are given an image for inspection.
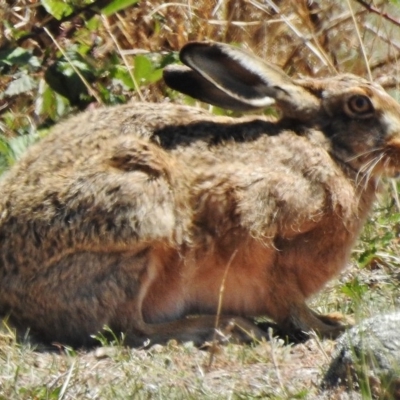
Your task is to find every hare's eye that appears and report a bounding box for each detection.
[346,95,374,116]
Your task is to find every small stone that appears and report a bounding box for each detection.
[322,312,400,394]
[94,346,119,359]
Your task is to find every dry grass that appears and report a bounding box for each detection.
[1,0,400,398]
[2,0,400,114]
[0,325,345,399]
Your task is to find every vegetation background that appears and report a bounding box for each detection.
[1,0,400,398]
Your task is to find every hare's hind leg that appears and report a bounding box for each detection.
[8,246,266,347]
[1,248,156,347]
[125,315,269,347]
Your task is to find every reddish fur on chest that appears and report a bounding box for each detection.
[141,202,368,325]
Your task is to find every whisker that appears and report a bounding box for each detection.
[355,156,379,187]
[345,147,384,163]
[355,153,385,191]
[344,147,384,189]
[364,158,380,190]
[364,154,385,190]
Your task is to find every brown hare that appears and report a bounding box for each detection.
[1,41,400,347]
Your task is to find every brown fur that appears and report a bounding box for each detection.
[1,42,400,347]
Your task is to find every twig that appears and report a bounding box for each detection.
[101,15,144,101]
[364,22,400,53]
[309,330,330,362]
[354,0,400,28]
[207,249,238,369]
[391,179,400,213]
[59,360,76,400]
[345,0,372,81]
[323,9,367,32]
[268,328,287,395]
[247,0,336,72]
[146,3,194,18]
[212,0,224,16]
[43,27,103,105]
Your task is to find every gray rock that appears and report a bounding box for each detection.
[322,313,400,397]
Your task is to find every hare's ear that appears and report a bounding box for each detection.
[164,42,319,118]
[163,65,263,111]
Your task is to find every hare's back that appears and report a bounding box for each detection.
[0,102,214,196]
[0,103,214,270]
[18,102,211,170]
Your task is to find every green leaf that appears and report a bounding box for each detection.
[97,83,126,105]
[386,212,400,224]
[134,55,163,85]
[86,15,100,31]
[0,136,12,171]
[0,132,39,173]
[8,134,40,163]
[4,74,37,97]
[40,0,74,20]
[0,48,40,69]
[101,0,139,16]
[159,51,180,68]
[44,51,95,107]
[112,65,135,89]
[134,55,152,83]
[35,79,69,121]
[0,48,30,66]
[147,68,163,83]
[341,278,368,300]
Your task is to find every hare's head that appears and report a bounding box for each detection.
[164,42,400,178]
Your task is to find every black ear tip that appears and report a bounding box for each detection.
[163,65,193,91]
[163,64,185,79]
[179,42,199,64]
[179,41,200,61]
[179,41,218,63]
[180,41,211,52]
[163,66,201,102]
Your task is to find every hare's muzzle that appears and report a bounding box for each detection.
[384,136,400,176]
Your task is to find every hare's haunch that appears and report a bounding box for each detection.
[1,42,400,346]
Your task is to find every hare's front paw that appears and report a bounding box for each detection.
[279,304,351,342]
[209,317,269,344]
